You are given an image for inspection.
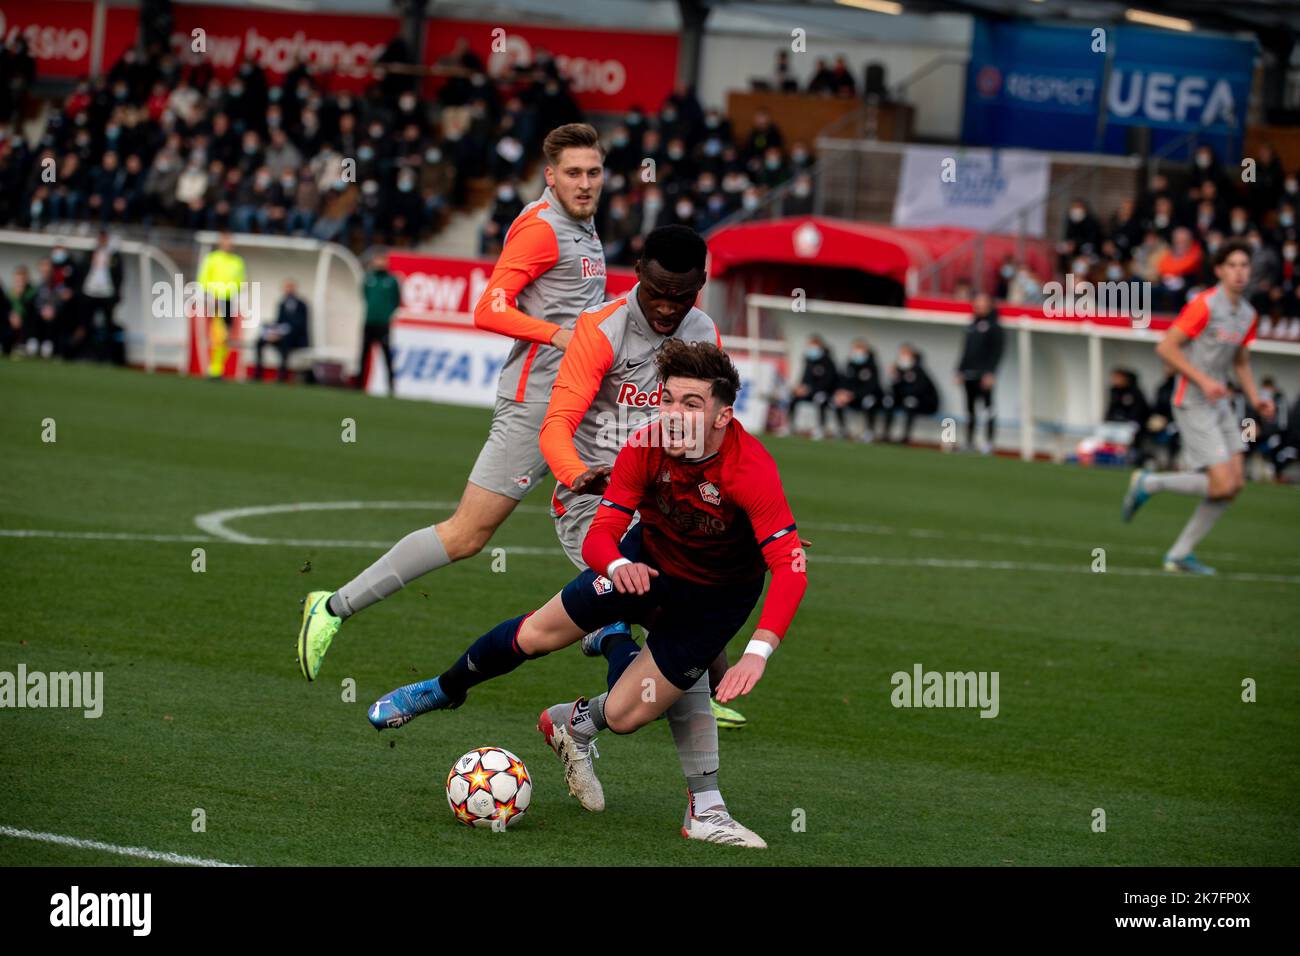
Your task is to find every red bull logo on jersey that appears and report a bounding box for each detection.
[616,381,662,407]
[580,256,606,280]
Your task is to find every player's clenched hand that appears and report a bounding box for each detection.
[550,328,573,351]
[571,465,612,495]
[611,562,658,595]
[1200,377,1229,402]
[715,654,765,703]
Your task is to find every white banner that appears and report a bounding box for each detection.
[892,145,1049,237]
[367,322,507,407]
[369,320,775,433]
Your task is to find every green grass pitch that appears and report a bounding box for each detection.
[1,361,1297,866]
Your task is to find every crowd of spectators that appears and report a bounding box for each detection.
[483,99,813,262]
[0,233,126,362]
[0,33,813,267]
[985,143,1300,334]
[0,36,594,251]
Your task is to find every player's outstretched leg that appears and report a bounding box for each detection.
[296,483,517,681]
[368,591,586,730]
[1162,459,1242,575]
[540,641,766,847]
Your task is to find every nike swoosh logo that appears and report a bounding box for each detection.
[625,358,650,370]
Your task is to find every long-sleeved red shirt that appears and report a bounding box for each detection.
[583,419,807,640]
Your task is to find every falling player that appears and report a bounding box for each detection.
[295,123,606,678]
[539,224,749,730]
[1121,239,1275,573]
[369,342,806,846]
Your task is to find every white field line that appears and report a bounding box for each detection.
[2,526,1297,584]
[0,825,244,867]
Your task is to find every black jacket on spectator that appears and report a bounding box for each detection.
[957,310,1004,379]
[892,358,939,415]
[799,349,839,397]
[841,351,884,403]
[276,293,310,350]
[1106,375,1150,426]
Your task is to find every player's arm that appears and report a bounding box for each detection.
[472,215,567,348]
[1234,319,1273,417]
[540,309,615,492]
[715,454,808,704]
[581,434,658,595]
[1156,297,1227,401]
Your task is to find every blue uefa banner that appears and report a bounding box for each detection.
[963,19,1256,158]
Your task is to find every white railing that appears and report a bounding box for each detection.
[744,293,1300,461]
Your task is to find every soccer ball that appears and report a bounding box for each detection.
[446,746,532,829]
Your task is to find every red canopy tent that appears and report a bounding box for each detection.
[706,216,1055,322]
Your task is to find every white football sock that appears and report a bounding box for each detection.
[1168,499,1229,560]
[1143,472,1209,496]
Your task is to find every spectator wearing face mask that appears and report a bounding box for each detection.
[1189,145,1225,193]
[389,167,425,242]
[696,187,730,233]
[1274,202,1298,248]
[1278,239,1300,301]
[788,335,839,439]
[605,125,638,176]
[878,344,939,444]
[1107,198,1144,262]
[1059,198,1102,271]
[668,195,699,231]
[1005,264,1045,306]
[1145,195,1176,243]
[757,146,789,189]
[481,180,524,255]
[742,109,783,165]
[601,192,642,264]
[783,172,815,217]
[832,338,884,441]
[640,186,668,234]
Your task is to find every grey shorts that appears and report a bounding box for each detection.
[551,485,603,570]
[467,397,551,500]
[1174,400,1246,470]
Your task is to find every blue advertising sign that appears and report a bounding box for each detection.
[963,21,1103,152]
[963,19,1257,158]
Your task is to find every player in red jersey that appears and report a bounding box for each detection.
[367,342,806,846]
[537,340,807,845]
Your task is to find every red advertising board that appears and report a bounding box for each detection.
[0,0,137,79]
[388,252,637,323]
[424,19,679,113]
[168,4,400,91]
